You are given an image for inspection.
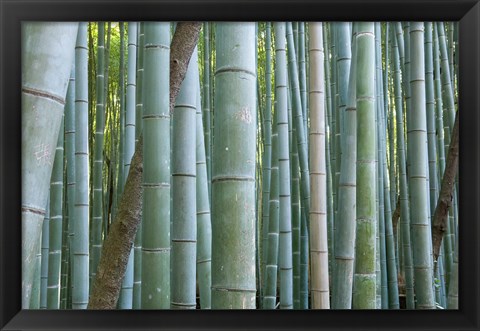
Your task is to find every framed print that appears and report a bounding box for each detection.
[1,0,479,330]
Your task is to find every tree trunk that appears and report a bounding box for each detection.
[87,22,201,309]
[432,112,459,269]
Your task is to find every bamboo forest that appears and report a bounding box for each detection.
[21,21,459,310]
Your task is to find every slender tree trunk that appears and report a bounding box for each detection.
[432,112,459,268]
[88,22,201,309]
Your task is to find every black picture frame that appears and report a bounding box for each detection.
[1,0,479,330]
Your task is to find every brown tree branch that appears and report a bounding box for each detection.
[88,22,202,309]
[431,111,459,273]
[170,22,202,115]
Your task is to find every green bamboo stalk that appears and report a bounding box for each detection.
[433,25,453,288]
[447,23,454,86]
[274,22,294,310]
[323,23,335,292]
[135,23,144,142]
[40,197,50,309]
[293,22,299,59]
[65,66,76,309]
[376,26,399,308]
[335,21,352,170]
[298,22,308,134]
[387,26,400,274]
[100,23,111,229]
[383,146,399,309]
[60,74,75,309]
[436,22,456,136]
[409,22,435,309]
[392,34,415,309]
[377,39,399,307]
[141,22,171,309]
[291,115,301,309]
[425,22,439,221]
[286,22,310,229]
[132,22,143,309]
[299,212,309,309]
[72,23,90,309]
[403,23,412,139]
[21,22,78,308]
[125,22,138,188]
[263,106,279,310]
[261,23,273,307]
[255,65,263,304]
[91,22,105,288]
[60,210,69,309]
[324,23,333,152]
[195,78,212,309]
[447,237,458,309]
[333,22,352,283]
[116,22,125,214]
[352,22,376,310]
[211,23,257,309]
[332,23,356,309]
[300,25,310,295]
[308,22,330,309]
[375,23,388,309]
[438,245,447,308]
[203,22,212,198]
[453,23,459,101]
[113,22,125,257]
[31,231,42,309]
[47,116,65,309]
[209,23,215,200]
[171,47,198,310]
[288,74,301,309]
[329,25,337,218]
[385,25,397,219]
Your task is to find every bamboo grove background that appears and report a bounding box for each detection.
[21,21,459,310]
